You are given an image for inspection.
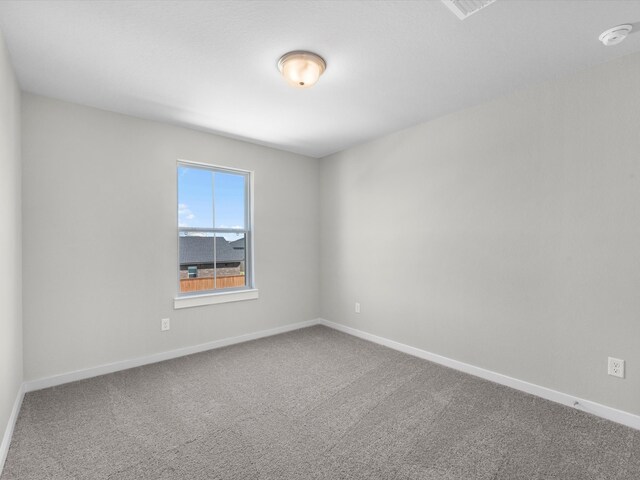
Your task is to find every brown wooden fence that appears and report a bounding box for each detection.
[180,275,246,293]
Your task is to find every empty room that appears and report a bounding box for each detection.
[1,1,640,478]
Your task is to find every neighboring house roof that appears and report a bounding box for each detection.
[229,237,245,250]
[179,236,244,265]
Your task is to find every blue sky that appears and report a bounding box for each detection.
[178,166,246,234]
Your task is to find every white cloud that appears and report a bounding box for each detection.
[178,203,195,225]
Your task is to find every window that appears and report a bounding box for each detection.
[187,266,198,278]
[176,161,254,304]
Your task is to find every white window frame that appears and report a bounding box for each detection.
[174,159,258,309]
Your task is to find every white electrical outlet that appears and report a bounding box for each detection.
[355,302,360,314]
[608,357,624,378]
[161,318,170,331]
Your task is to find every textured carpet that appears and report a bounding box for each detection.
[2,325,639,479]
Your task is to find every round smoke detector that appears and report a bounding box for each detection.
[599,25,633,46]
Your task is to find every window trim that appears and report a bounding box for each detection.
[174,159,256,308]
[174,288,259,309]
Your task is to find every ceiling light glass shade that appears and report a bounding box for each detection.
[278,51,326,88]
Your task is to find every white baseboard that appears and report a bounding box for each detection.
[1,383,24,476]
[318,318,640,431]
[24,319,321,393]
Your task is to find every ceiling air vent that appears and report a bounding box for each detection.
[441,0,497,20]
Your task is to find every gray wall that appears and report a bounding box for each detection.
[320,52,640,415]
[0,32,22,442]
[22,94,320,381]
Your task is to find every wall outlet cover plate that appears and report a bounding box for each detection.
[608,357,624,378]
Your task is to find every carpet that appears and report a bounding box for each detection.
[2,325,639,479]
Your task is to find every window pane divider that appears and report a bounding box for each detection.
[179,228,248,233]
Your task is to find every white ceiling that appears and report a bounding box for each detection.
[0,1,639,158]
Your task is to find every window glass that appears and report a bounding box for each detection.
[178,166,213,229]
[178,163,251,295]
[214,172,246,229]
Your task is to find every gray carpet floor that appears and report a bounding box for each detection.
[2,325,639,480]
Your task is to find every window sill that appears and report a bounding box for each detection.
[174,288,259,309]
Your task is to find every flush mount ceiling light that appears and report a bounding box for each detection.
[277,51,326,89]
[599,25,633,46]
